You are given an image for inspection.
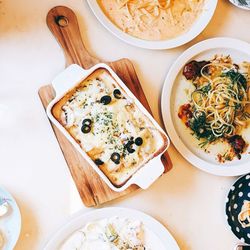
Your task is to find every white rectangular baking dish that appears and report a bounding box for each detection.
[46,63,170,192]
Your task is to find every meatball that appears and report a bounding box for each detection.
[228,135,246,159]
[178,103,193,127]
[183,60,210,80]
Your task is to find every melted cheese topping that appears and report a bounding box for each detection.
[97,0,204,41]
[60,217,146,250]
[53,69,164,186]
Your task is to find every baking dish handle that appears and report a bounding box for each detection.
[134,156,165,189]
[52,64,86,97]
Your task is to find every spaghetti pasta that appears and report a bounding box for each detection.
[179,55,250,161]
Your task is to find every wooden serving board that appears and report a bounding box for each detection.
[38,6,172,207]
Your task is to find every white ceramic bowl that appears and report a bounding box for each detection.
[87,0,218,50]
[46,63,169,192]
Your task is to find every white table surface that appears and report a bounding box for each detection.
[0,0,250,249]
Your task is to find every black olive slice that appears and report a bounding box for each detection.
[135,137,143,146]
[125,141,135,154]
[82,118,92,126]
[127,148,135,154]
[100,95,112,105]
[111,153,121,164]
[113,89,122,99]
[81,125,91,134]
[94,159,104,166]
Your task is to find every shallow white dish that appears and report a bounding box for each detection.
[161,37,250,176]
[46,63,169,192]
[43,207,179,250]
[0,187,21,250]
[87,0,218,50]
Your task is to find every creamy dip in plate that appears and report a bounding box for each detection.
[97,0,205,41]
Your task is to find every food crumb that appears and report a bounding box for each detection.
[25,233,30,238]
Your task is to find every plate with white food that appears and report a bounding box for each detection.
[161,37,250,176]
[43,207,179,250]
[87,0,218,50]
[0,187,21,250]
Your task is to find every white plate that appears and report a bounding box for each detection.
[87,0,218,50]
[161,37,250,176]
[0,187,21,250]
[43,207,179,250]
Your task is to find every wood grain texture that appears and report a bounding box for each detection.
[39,6,172,207]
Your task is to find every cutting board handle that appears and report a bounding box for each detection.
[46,6,100,69]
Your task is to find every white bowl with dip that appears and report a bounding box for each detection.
[87,0,218,50]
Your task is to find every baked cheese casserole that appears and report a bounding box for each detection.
[52,68,167,186]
